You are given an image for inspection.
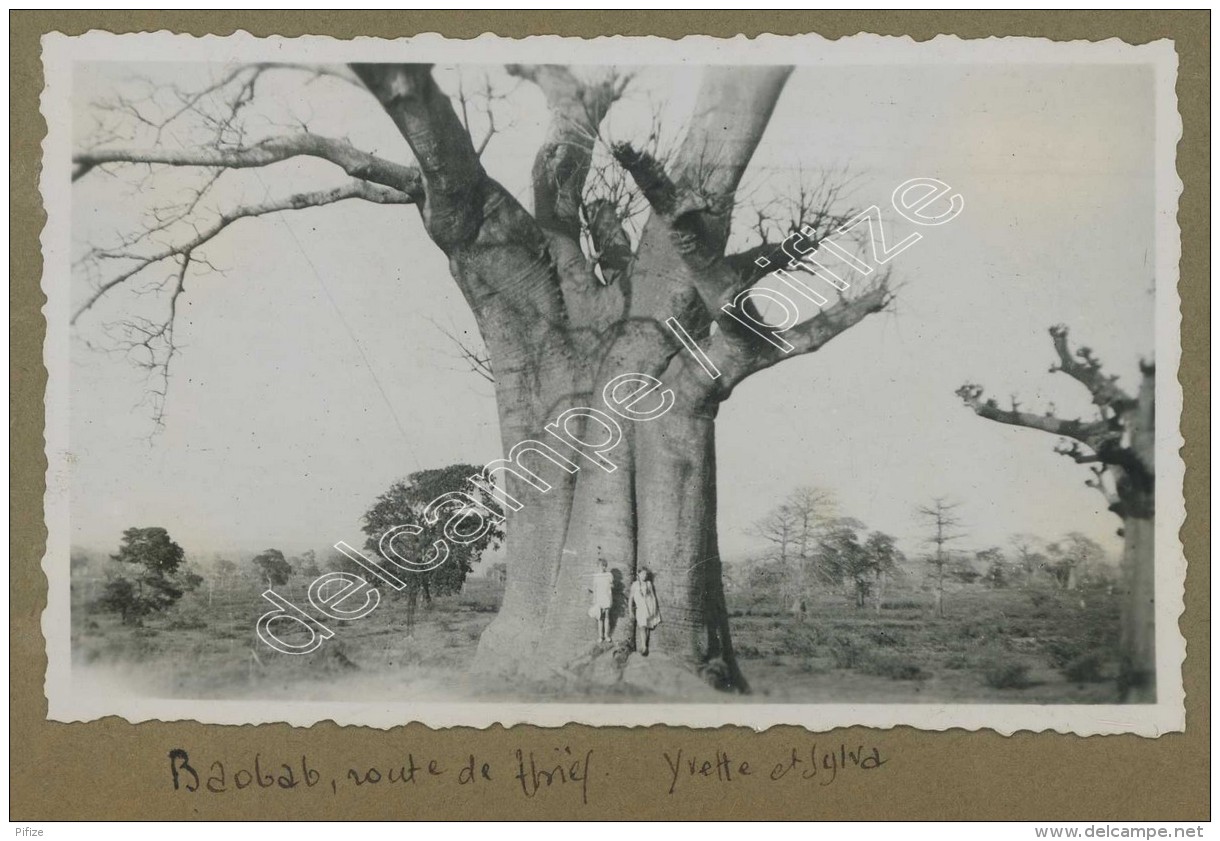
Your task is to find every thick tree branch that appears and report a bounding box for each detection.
[350,63,487,250]
[955,383,1113,448]
[957,326,1155,527]
[622,66,794,330]
[612,141,763,338]
[1048,324,1134,414]
[508,64,628,242]
[671,66,794,251]
[708,276,894,394]
[503,65,635,332]
[72,132,423,195]
[351,62,572,420]
[351,63,568,317]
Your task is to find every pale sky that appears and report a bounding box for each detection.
[68,60,1155,564]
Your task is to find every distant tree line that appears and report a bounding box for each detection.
[744,486,906,615]
[740,487,1115,620]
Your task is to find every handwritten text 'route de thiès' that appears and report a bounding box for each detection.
[168,746,596,806]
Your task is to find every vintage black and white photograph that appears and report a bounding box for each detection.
[40,31,1184,733]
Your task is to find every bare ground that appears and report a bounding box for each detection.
[70,578,1122,704]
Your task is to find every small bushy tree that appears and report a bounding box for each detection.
[362,464,504,633]
[977,547,1008,589]
[214,558,237,588]
[818,519,901,609]
[294,549,322,578]
[95,527,189,624]
[863,531,904,613]
[252,549,293,590]
[1045,532,1106,591]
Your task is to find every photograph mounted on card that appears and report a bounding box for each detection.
[40,29,1184,735]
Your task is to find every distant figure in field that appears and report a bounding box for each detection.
[629,568,662,656]
[588,558,614,643]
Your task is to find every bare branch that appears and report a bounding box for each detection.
[428,318,495,384]
[73,132,422,195]
[73,179,416,323]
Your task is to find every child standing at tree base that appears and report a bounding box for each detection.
[588,558,613,643]
[629,567,661,655]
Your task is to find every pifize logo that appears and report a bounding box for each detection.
[255,177,963,656]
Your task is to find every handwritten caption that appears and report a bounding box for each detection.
[167,742,886,805]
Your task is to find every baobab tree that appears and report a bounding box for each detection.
[71,62,896,691]
[956,325,1155,700]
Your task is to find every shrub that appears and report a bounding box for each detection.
[167,613,208,631]
[1028,591,1052,609]
[1005,636,1042,654]
[828,634,864,669]
[778,625,827,655]
[959,621,1008,643]
[943,652,971,670]
[982,657,1031,689]
[860,651,925,680]
[1043,638,1083,669]
[867,628,904,648]
[1063,652,1105,683]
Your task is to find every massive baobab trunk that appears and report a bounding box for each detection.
[72,62,893,691]
[958,328,1155,701]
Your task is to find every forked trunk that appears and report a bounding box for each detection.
[474,357,744,692]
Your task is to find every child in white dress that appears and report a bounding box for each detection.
[589,558,613,643]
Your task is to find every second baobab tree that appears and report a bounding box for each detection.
[956,324,1155,700]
